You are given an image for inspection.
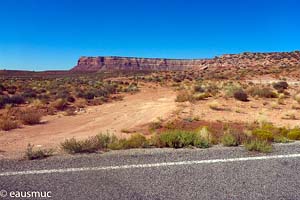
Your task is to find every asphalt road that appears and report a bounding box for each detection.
[1,143,300,200]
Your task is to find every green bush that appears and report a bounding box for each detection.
[123,133,148,149]
[252,128,274,141]
[193,132,210,148]
[157,130,196,148]
[287,128,300,140]
[61,137,99,154]
[274,136,290,143]
[61,133,130,153]
[108,139,128,150]
[95,133,118,149]
[221,134,239,146]
[244,140,273,153]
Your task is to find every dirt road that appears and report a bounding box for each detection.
[0,86,176,159]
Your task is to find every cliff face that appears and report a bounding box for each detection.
[71,51,300,72]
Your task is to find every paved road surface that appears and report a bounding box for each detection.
[1,143,300,200]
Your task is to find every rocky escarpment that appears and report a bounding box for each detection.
[71,51,300,72]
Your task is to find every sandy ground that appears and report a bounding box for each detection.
[1,82,300,159]
[0,86,176,159]
[178,97,300,128]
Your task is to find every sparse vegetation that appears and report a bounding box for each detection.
[24,144,53,160]
[18,108,42,125]
[2,68,300,158]
[244,140,273,153]
[221,133,239,146]
[233,90,248,102]
[208,101,222,110]
[273,81,288,92]
[287,128,300,140]
[0,116,19,131]
[294,93,300,104]
[152,130,210,149]
[248,87,277,98]
[175,91,193,102]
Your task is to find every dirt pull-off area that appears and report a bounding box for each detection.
[0,86,176,159]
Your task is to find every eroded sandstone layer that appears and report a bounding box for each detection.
[71,51,300,72]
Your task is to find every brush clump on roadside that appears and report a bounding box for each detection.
[29,122,300,160]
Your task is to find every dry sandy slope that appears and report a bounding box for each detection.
[0,86,176,159]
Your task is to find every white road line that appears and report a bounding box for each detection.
[1,153,300,177]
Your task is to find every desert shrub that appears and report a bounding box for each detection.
[0,116,19,131]
[31,99,45,109]
[123,133,148,149]
[0,95,10,108]
[205,83,219,96]
[273,81,288,91]
[6,86,17,94]
[157,130,196,148]
[61,133,118,154]
[193,132,210,148]
[233,90,248,102]
[108,139,128,150]
[282,112,297,120]
[248,87,277,98]
[83,91,96,100]
[124,84,139,93]
[274,136,290,143]
[221,133,239,146]
[244,140,273,153]
[9,95,25,105]
[0,84,5,93]
[55,90,71,99]
[149,121,162,131]
[25,144,53,160]
[18,109,42,125]
[103,83,117,94]
[278,127,289,137]
[175,91,193,102]
[287,128,300,140]
[51,98,67,110]
[67,96,76,103]
[192,93,210,101]
[252,128,274,141]
[208,101,222,110]
[61,137,99,154]
[22,89,37,98]
[107,133,148,149]
[277,94,285,105]
[197,126,215,144]
[194,84,205,93]
[224,84,242,97]
[96,133,118,149]
[294,93,300,104]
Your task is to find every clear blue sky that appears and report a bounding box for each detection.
[0,0,299,71]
